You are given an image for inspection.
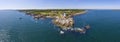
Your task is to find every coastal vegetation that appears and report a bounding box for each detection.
[19,9,86,18]
[19,9,87,32]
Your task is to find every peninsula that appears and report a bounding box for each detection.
[19,9,88,33]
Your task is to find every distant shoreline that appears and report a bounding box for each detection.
[19,9,87,19]
[72,10,87,16]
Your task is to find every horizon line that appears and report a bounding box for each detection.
[0,8,120,10]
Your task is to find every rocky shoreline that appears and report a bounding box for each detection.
[19,9,90,34]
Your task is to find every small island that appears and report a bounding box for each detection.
[19,9,89,34]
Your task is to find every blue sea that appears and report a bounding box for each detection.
[0,10,120,42]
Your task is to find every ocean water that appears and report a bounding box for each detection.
[0,10,120,42]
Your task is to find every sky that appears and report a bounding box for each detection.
[0,0,119,9]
